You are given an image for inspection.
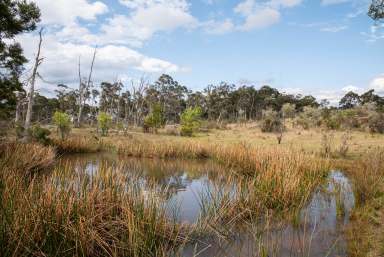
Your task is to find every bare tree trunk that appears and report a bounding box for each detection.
[24,28,43,141]
[77,47,97,127]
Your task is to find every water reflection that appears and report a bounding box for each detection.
[56,153,354,257]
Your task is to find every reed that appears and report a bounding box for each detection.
[0,159,193,256]
[52,136,108,154]
[118,139,330,213]
[346,148,384,257]
[0,141,55,176]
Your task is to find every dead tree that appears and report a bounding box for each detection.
[24,28,43,140]
[76,47,97,127]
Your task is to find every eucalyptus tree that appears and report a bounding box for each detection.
[0,0,40,120]
[369,0,384,21]
[148,74,188,124]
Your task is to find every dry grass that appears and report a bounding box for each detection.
[345,148,384,257]
[52,136,109,154]
[0,143,193,257]
[117,138,330,212]
[0,141,55,175]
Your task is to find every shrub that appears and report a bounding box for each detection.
[143,103,165,133]
[297,106,322,129]
[28,124,51,145]
[260,109,283,133]
[368,112,384,133]
[97,112,112,136]
[53,111,71,140]
[180,107,202,136]
[282,103,296,119]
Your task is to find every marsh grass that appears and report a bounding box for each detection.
[52,136,109,154]
[0,144,194,257]
[118,138,330,213]
[345,148,384,257]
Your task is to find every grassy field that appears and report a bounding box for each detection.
[65,121,384,159]
[2,122,384,257]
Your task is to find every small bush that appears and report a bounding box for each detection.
[180,107,202,137]
[97,112,112,136]
[53,111,71,140]
[143,103,165,133]
[368,112,384,133]
[260,109,283,133]
[28,125,51,145]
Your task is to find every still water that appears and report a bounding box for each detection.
[56,152,355,257]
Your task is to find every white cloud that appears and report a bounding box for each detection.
[18,33,184,94]
[35,0,108,25]
[234,0,301,31]
[203,19,235,34]
[369,74,384,94]
[320,25,348,32]
[321,0,350,6]
[100,0,197,47]
[342,85,363,93]
[239,7,281,30]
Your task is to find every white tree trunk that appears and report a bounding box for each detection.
[24,28,43,140]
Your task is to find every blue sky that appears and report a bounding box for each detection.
[19,0,384,104]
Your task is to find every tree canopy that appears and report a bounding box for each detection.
[0,0,40,119]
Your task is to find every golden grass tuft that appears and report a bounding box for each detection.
[0,141,55,175]
[0,162,193,257]
[52,136,108,154]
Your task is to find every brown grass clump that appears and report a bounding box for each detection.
[0,141,55,175]
[0,162,192,257]
[117,138,209,159]
[346,148,384,257]
[52,136,108,153]
[117,138,330,213]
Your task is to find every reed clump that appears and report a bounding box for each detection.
[0,162,192,257]
[52,136,108,153]
[117,139,330,213]
[346,148,384,257]
[117,138,210,159]
[0,141,55,176]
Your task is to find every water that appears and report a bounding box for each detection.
[56,153,355,257]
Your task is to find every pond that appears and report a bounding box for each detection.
[56,152,355,257]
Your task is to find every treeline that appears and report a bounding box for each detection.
[13,74,320,125]
[10,74,384,134]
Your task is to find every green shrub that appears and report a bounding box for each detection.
[180,107,202,136]
[368,112,384,133]
[28,125,51,145]
[53,111,71,140]
[97,112,112,136]
[260,109,283,133]
[143,103,165,133]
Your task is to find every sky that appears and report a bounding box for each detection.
[18,0,384,105]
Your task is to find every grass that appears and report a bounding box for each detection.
[52,136,109,154]
[344,148,384,257]
[0,142,193,257]
[3,122,384,256]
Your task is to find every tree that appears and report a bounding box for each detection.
[147,74,188,124]
[143,103,165,133]
[0,0,40,119]
[77,47,96,127]
[180,107,202,136]
[24,28,44,141]
[53,111,71,140]
[282,103,296,119]
[97,112,112,136]
[368,0,384,21]
[339,91,360,109]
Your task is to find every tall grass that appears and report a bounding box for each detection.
[0,143,192,257]
[346,148,384,257]
[117,139,330,213]
[52,136,109,153]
